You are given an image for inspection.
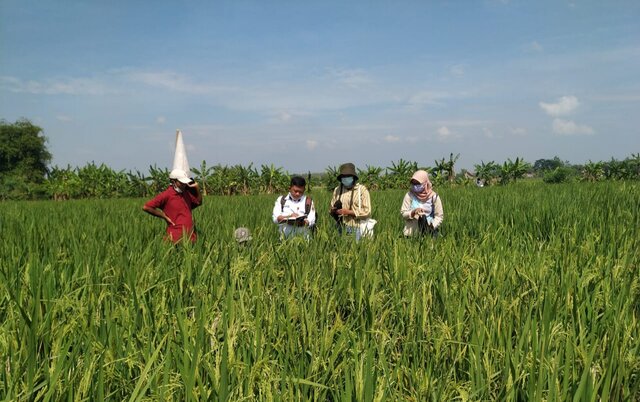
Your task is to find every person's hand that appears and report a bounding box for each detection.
[412,208,425,218]
[337,208,353,216]
[187,181,199,189]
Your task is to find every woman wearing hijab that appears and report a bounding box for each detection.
[401,170,444,237]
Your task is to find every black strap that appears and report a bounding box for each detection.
[305,196,312,215]
[280,194,287,212]
[281,194,313,215]
[337,184,356,210]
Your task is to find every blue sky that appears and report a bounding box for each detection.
[1,0,639,173]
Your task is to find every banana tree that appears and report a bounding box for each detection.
[445,153,460,183]
[474,161,500,186]
[46,165,81,200]
[148,165,170,194]
[357,165,383,190]
[259,164,288,194]
[385,159,417,188]
[191,160,215,196]
[323,166,339,190]
[499,157,530,184]
[230,163,258,195]
[581,161,604,182]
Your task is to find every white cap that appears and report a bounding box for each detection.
[169,169,191,184]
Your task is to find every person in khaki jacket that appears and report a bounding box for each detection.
[329,162,373,241]
[401,170,444,237]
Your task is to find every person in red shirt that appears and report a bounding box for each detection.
[143,169,202,243]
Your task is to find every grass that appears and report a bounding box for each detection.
[0,181,639,400]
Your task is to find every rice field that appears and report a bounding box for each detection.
[1,181,639,401]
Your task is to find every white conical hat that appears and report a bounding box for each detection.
[172,129,191,175]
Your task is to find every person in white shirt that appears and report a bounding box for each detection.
[272,176,316,239]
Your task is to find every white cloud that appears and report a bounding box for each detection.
[552,118,594,135]
[407,91,451,107]
[384,135,400,143]
[127,71,205,93]
[528,41,543,52]
[278,112,292,122]
[483,127,495,138]
[0,75,112,95]
[539,95,580,116]
[327,68,372,88]
[437,126,452,141]
[449,64,465,76]
[510,127,527,136]
[306,139,318,150]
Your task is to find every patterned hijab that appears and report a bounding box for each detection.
[410,170,434,201]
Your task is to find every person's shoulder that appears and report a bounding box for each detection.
[157,186,174,197]
[146,186,172,204]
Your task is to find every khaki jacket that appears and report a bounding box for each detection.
[330,183,371,228]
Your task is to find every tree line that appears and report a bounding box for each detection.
[1,119,639,200]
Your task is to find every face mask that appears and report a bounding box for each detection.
[412,184,425,193]
[341,177,354,187]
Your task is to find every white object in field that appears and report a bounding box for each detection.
[172,129,191,176]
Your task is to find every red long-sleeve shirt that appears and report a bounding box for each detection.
[144,186,201,242]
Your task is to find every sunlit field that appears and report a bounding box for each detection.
[1,181,639,401]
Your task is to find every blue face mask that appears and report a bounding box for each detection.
[412,184,425,193]
[341,177,354,187]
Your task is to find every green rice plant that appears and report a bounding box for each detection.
[0,181,638,400]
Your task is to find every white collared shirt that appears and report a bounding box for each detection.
[271,194,316,236]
